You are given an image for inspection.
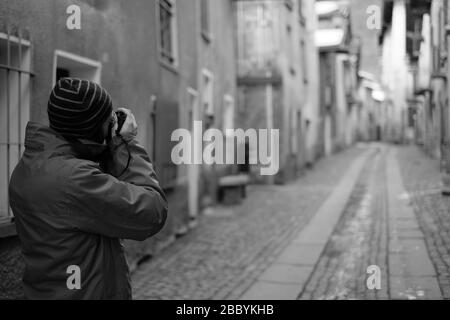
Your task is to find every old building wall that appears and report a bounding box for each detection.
[0,0,191,293]
[234,0,314,184]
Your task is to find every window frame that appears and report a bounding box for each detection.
[52,50,102,85]
[200,0,212,42]
[157,0,179,69]
[0,29,34,237]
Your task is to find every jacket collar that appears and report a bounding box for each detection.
[24,122,108,161]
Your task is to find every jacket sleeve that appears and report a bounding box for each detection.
[66,137,168,241]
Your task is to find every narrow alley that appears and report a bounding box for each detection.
[2,0,450,305]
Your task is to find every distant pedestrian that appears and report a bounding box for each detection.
[9,78,168,299]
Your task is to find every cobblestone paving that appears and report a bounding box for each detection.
[131,146,365,300]
[398,146,450,299]
[298,145,389,300]
[0,238,25,299]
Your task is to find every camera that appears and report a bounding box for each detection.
[115,110,127,136]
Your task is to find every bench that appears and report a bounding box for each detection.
[218,174,250,205]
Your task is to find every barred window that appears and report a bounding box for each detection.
[159,0,177,65]
[0,29,33,231]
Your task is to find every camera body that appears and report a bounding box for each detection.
[115,110,127,136]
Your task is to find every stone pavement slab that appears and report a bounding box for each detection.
[276,244,323,266]
[259,264,314,284]
[240,281,304,300]
[390,276,442,300]
[387,148,442,300]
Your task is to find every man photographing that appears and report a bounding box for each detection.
[8,78,168,299]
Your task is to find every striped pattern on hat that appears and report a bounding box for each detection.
[48,78,113,139]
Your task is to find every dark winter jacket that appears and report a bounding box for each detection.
[9,122,168,300]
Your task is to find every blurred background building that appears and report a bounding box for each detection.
[379,0,450,193]
[234,0,318,183]
[316,0,361,155]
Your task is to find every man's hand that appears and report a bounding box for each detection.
[117,108,138,142]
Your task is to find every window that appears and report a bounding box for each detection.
[159,0,178,66]
[56,67,70,80]
[301,40,308,84]
[202,69,214,116]
[53,50,102,84]
[0,31,32,231]
[200,0,211,41]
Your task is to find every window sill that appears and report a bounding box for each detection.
[159,59,179,75]
[201,31,213,44]
[0,221,17,238]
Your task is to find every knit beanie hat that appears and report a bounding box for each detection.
[48,78,113,140]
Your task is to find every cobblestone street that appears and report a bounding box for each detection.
[132,146,365,299]
[398,146,450,299]
[131,143,450,300]
[299,145,389,300]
